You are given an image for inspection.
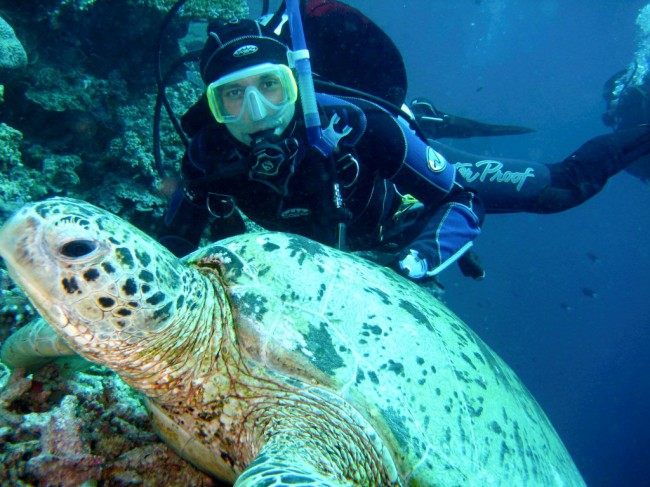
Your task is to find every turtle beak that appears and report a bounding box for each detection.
[0,209,49,301]
[0,208,39,283]
[0,208,69,329]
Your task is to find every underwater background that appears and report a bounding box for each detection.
[361,1,649,486]
[0,0,648,485]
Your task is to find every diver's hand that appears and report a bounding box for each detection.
[457,249,486,280]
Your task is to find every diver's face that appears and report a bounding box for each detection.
[206,64,298,145]
[222,74,296,145]
[220,73,287,121]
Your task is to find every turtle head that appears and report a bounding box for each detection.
[0,197,195,364]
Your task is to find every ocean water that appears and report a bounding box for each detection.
[350,1,650,485]
[1,0,648,484]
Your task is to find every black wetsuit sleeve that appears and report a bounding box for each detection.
[350,102,482,274]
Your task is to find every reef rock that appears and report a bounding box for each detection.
[0,16,27,70]
[0,360,219,486]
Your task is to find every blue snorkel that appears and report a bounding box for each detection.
[285,0,351,249]
[285,0,322,148]
[285,0,352,154]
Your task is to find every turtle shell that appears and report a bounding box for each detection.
[188,232,585,486]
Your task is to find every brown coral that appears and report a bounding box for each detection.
[0,362,220,486]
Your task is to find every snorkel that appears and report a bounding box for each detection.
[285,0,351,248]
[285,0,352,154]
[285,0,322,147]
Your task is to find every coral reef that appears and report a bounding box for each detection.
[5,0,248,23]
[139,0,249,20]
[0,15,27,70]
[0,123,50,221]
[0,0,247,231]
[0,0,246,483]
[0,360,221,485]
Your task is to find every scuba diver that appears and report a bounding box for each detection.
[602,66,650,183]
[157,0,650,280]
[160,16,483,282]
[294,0,650,216]
[414,97,650,214]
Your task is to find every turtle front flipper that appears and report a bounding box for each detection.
[232,388,401,487]
[1,316,76,369]
[235,443,354,487]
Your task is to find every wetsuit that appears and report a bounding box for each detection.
[161,93,482,278]
[294,0,650,214]
[410,98,650,279]
[429,126,650,213]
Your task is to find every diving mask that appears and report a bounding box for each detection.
[206,63,298,124]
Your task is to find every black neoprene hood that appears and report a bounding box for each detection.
[200,19,290,84]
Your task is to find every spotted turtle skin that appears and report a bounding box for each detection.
[0,198,585,486]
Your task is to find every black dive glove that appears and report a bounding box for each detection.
[457,249,486,280]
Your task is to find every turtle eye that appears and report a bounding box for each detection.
[60,239,99,258]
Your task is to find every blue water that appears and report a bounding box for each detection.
[350,1,650,485]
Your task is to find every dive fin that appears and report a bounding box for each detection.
[411,97,535,139]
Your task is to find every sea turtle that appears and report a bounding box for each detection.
[0,197,586,486]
